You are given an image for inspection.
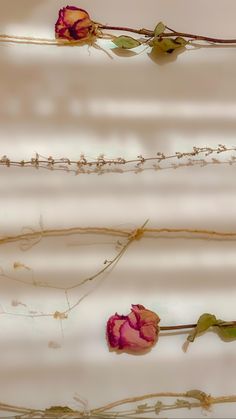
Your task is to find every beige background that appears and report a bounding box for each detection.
[0,1,236,417]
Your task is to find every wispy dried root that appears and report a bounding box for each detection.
[1,221,236,320]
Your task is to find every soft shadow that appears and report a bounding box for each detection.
[108,346,152,356]
[111,48,139,58]
[190,41,236,50]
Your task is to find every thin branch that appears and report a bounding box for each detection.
[0,145,235,175]
[1,225,236,250]
[2,391,236,417]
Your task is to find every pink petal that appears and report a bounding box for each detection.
[119,320,154,352]
[132,304,160,327]
[127,310,138,329]
[106,314,126,348]
[140,324,158,342]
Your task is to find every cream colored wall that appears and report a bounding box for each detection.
[0,1,236,417]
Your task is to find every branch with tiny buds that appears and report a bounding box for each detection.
[0,145,235,175]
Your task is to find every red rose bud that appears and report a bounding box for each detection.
[107,304,160,353]
[55,6,94,41]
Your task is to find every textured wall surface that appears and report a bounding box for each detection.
[0,1,236,417]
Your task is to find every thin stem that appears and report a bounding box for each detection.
[160,323,196,331]
[98,23,236,44]
[1,225,236,249]
[2,391,236,417]
[97,24,154,37]
[160,321,236,331]
[162,31,236,44]
[91,392,187,414]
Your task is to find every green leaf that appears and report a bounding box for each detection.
[113,36,141,49]
[152,37,187,53]
[187,313,217,342]
[154,22,165,37]
[216,324,236,341]
[175,36,188,46]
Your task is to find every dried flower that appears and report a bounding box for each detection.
[107,304,160,353]
[55,6,94,41]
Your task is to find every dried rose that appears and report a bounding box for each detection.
[107,304,160,353]
[55,6,94,41]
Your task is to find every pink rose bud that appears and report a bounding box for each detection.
[55,6,94,41]
[107,304,160,353]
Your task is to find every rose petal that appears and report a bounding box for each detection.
[132,304,160,327]
[63,7,90,26]
[127,310,138,329]
[107,314,126,348]
[71,18,93,40]
[140,324,158,342]
[119,320,154,351]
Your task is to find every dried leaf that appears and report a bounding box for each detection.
[216,324,236,341]
[53,311,68,320]
[187,313,217,342]
[188,313,236,344]
[137,403,148,410]
[176,399,191,409]
[186,390,208,401]
[113,35,141,49]
[152,36,187,53]
[45,406,73,414]
[154,22,165,36]
[175,36,188,46]
[155,401,163,413]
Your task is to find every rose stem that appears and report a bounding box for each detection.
[97,23,236,44]
[160,324,196,331]
[160,321,236,331]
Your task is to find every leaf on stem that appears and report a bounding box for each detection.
[151,36,187,53]
[215,324,236,341]
[154,22,165,36]
[187,313,217,342]
[112,36,141,49]
[175,36,188,46]
[188,313,236,343]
